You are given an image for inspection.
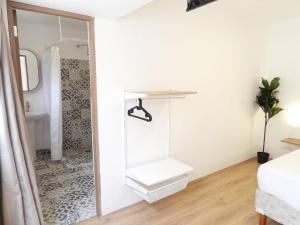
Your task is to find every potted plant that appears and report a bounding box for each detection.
[256,77,283,164]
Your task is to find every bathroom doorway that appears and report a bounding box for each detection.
[7,1,100,225]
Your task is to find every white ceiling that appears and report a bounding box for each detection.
[224,0,300,21]
[13,0,155,19]
[13,0,300,23]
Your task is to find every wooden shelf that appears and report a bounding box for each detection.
[281,138,300,146]
[125,90,197,100]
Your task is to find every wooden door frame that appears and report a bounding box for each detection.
[7,2,23,107]
[6,0,102,218]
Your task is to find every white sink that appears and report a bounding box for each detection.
[25,112,48,159]
[25,112,48,121]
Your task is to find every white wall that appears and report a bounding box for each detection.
[253,19,300,158]
[17,13,89,112]
[95,0,267,215]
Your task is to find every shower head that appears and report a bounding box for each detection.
[76,44,89,56]
[76,44,88,48]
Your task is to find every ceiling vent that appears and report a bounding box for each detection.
[186,0,218,12]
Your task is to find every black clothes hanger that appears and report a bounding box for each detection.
[128,98,152,122]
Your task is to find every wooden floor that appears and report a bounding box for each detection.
[81,159,280,225]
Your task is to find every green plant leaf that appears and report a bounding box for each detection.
[256,95,268,112]
[270,77,280,90]
[256,77,283,120]
[269,107,284,119]
[261,78,269,89]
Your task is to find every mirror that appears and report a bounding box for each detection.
[19,49,39,91]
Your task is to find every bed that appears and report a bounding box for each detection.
[256,149,300,225]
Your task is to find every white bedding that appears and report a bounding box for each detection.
[257,149,300,212]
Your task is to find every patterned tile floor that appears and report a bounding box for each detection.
[35,149,96,225]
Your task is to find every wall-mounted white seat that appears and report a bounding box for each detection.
[126,157,194,203]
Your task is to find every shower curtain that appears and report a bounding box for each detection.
[42,47,63,160]
[0,9,44,225]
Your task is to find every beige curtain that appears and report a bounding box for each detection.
[0,10,44,225]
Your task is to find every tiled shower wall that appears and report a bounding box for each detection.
[61,59,92,152]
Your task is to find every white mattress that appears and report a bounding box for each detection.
[257,149,300,212]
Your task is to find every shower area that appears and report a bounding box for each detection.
[16,10,96,225]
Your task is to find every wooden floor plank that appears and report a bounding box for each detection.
[80,159,280,225]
